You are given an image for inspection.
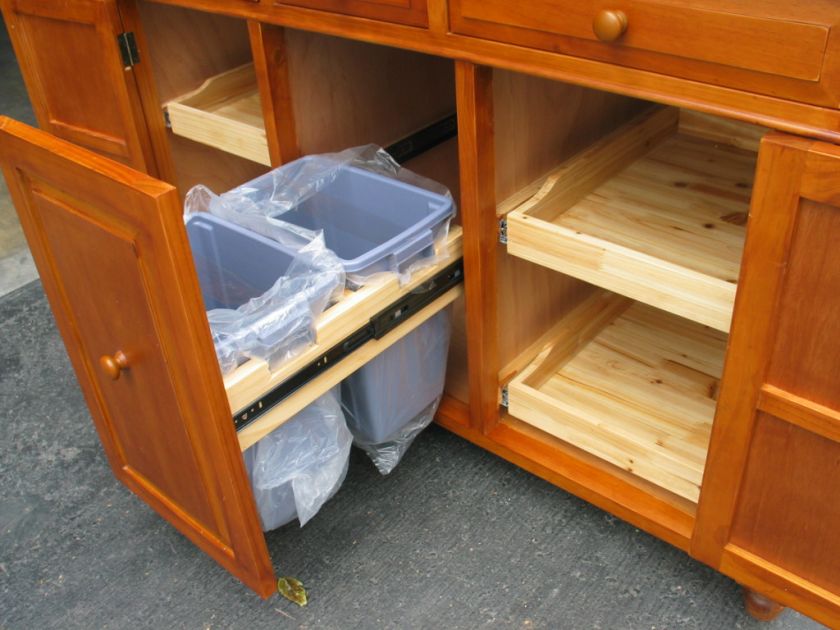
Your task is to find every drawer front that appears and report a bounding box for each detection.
[273,0,428,27]
[450,1,838,105]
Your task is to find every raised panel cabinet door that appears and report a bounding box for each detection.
[0,117,275,598]
[693,133,840,628]
[1,0,157,172]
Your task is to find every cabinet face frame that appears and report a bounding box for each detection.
[0,117,276,598]
[0,0,159,172]
[693,134,840,628]
[273,0,428,28]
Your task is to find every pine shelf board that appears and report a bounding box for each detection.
[165,64,270,166]
[508,290,728,503]
[507,107,758,332]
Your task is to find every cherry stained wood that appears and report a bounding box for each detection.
[247,21,301,166]
[450,0,840,108]
[455,61,498,432]
[692,133,840,628]
[0,117,276,598]
[0,0,158,172]
[147,0,840,144]
[744,589,785,622]
[272,0,428,28]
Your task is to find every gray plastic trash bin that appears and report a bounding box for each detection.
[186,212,305,311]
[236,158,454,277]
[185,212,342,372]
[341,308,451,445]
[242,388,352,531]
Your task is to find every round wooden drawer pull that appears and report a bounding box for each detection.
[593,9,628,42]
[99,350,129,380]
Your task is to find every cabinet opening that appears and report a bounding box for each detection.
[491,71,764,506]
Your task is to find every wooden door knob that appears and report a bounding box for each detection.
[99,351,129,380]
[593,9,628,42]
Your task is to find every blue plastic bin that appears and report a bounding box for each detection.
[186,213,298,311]
[247,159,454,277]
[341,308,451,445]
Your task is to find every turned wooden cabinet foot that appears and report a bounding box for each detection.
[744,589,785,621]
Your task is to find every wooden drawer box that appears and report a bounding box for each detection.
[449,0,840,107]
[273,0,428,28]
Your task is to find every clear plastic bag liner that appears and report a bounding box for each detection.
[354,397,441,475]
[185,144,454,289]
[341,308,451,474]
[242,388,352,530]
[185,195,345,374]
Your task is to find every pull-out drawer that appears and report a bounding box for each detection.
[0,116,462,597]
[450,0,840,107]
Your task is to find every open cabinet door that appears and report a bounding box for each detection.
[693,134,840,627]
[1,0,157,172]
[0,117,276,598]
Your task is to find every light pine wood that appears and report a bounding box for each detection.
[166,64,271,166]
[493,71,646,374]
[507,107,756,332]
[225,227,462,413]
[238,287,462,450]
[509,291,727,503]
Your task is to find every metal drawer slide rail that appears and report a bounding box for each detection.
[233,259,463,431]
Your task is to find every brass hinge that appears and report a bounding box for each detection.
[117,32,140,69]
[500,385,509,408]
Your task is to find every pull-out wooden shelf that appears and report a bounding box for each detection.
[165,64,271,166]
[508,289,728,503]
[228,226,463,450]
[506,108,761,332]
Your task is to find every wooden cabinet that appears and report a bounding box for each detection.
[1,0,839,626]
[449,0,840,107]
[274,0,428,28]
[693,134,840,623]
[1,0,159,172]
[0,117,275,596]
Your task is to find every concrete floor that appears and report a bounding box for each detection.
[0,13,826,630]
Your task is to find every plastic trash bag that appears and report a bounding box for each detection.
[184,193,345,375]
[341,308,451,474]
[242,389,352,530]
[186,145,454,289]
